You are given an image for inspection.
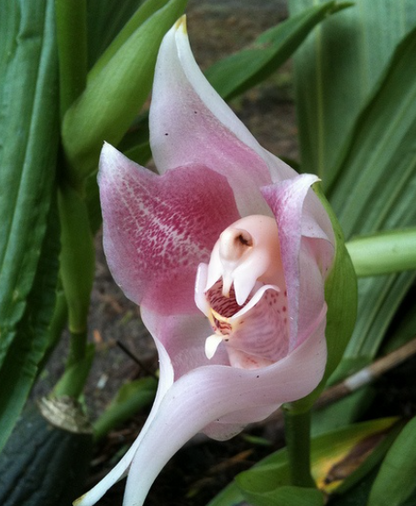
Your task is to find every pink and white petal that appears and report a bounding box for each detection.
[141,305,230,379]
[261,174,320,348]
[150,19,274,217]
[262,148,299,183]
[99,143,240,315]
[78,307,326,506]
[120,313,326,506]
[74,338,174,506]
[294,239,327,350]
[226,285,289,367]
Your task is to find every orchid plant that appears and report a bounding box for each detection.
[1,1,416,505]
[75,16,354,506]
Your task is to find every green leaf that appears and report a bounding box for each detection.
[328,25,416,237]
[0,196,60,452]
[311,388,375,436]
[237,484,324,506]
[298,14,416,382]
[62,0,188,186]
[86,0,144,66]
[205,1,351,101]
[211,419,397,506]
[289,0,416,185]
[368,417,416,506]
[0,0,60,450]
[292,183,357,410]
[87,0,175,81]
[206,482,244,506]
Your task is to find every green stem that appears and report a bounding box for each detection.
[57,182,95,398]
[36,288,68,375]
[346,228,416,277]
[55,0,88,120]
[67,329,88,368]
[283,404,316,488]
[53,343,95,399]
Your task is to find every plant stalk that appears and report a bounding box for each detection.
[283,404,316,488]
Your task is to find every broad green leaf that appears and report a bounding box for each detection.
[0,0,60,450]
[328,26,416,236]
[88,0,174,81]
[205,1,351,101]
[382,293,416,353]
[324,25,416,381]
[87,0,144,66]
[238,484,324,506]
[330,272,415,383]
[0,196,60,452]
[368,417,416,506]
[62,0,188,186]
[288,0,416,185]
[206,482,244,506]
[311,388,375,436]
[211,419,397,506]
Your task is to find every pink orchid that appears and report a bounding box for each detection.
[76,16,335,506]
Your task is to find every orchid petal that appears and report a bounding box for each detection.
[140,305,230,379]
[74,338,174,506]
[120,314,326,506]
[261,174,333,349]
[150,18,279,217]
[99,143,240,314]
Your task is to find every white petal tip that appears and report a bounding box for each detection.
[205,334,223,360]
[174,15,187,34]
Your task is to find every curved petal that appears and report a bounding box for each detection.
[119,314,326,506]
[261,174,320,347]
[99,143,240,314]
[141,305,230,379]
[77,307,326,506]
[74,338,174,506]
[150,18,277,217]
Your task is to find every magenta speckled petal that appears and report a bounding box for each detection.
[99,143,240,314]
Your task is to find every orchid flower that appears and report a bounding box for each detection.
[75,16,336,506]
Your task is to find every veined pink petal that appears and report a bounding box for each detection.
[99,143,240,314]
[150,18,284,217]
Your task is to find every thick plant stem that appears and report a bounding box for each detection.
[55,0,88,120]
[283,404,316,488]
[56,183,95,398]
[346,228,416,277]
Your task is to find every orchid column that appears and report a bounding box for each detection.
[75,16,356,506]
